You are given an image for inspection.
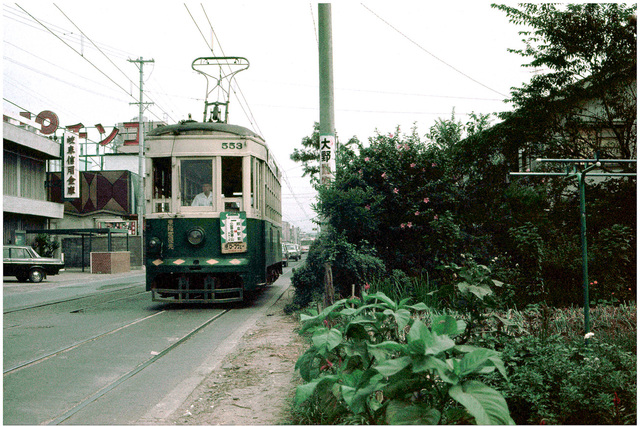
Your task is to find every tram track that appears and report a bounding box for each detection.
[3,283,146,314]
[3,310,167,375]
[44,308,230,425]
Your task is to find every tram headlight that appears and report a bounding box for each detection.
[187,227,206,246]
[148,237,162,252]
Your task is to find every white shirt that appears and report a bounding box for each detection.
[191,192,213,206]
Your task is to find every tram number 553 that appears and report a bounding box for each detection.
[222,142,243,149]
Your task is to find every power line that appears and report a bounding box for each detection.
[361,3,507,98]
[15,5,135,102]
[54,4,177,123]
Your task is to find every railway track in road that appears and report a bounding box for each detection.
[3,309,166,374]
[3,283,146,314]
[44,309,230,425]
[3,284,229,424]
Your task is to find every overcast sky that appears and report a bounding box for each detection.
[3,1,534,232]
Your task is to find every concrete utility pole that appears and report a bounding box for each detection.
[318,3,336,187]
[318,4,335,307]
[128,57,154,246]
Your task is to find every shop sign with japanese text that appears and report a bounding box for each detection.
[63,131,80,199]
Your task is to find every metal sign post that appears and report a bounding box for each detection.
[510,154,636,338]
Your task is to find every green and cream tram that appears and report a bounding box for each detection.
[144,121,283,302]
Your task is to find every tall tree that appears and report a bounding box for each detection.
[493,3,637,161]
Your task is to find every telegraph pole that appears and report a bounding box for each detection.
[128,57,154,247]
[318,4,335,307]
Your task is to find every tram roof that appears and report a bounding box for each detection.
[147,121,263,140]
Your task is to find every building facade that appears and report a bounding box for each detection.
[3,112,64,245]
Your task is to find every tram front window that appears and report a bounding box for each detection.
[181,159,214,208]
[222,156,242,211]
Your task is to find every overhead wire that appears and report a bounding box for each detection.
[53,3,178,123]
[361,3,508,98]
[198,3,264,137]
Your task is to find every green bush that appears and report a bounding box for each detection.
[292,290,514,425]
[286,228,385,313]
[488,335,637,425]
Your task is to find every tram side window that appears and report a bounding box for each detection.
[222,156,242,211]
[181,159,214,207]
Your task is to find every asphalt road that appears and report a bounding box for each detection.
[3,264,296,424]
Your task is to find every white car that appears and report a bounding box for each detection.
[285,243,301,261]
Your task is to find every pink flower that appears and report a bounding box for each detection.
[410,163,416,168]
[364,157,370,162]
[423,197,430,203]
[434,214,438,220]
[364,283,370,291]
[393,188,399,194]
[381,172,388,179]
[400,223,406,229]
[415,211,420,216]
[407,222,413,228]
[432,162,437,167]
[365,205,371,210]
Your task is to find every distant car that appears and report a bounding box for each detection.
[281,244,289,267]
[3,245,64,283]
[300,239,315,254]
[285,243,301,261]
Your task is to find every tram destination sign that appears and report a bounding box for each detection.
[220,211,247,253]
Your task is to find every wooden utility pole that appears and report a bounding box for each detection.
[318,4,335,307]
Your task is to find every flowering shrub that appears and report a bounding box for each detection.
[317,126,465,274]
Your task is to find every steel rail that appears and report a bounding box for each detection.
[45,309,230,425]
[3,310,166,375]
[3,283,145,314]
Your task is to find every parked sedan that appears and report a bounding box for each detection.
[3,245,64,283]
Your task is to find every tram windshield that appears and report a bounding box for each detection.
[181,159,214,208]
[150,156,250,213]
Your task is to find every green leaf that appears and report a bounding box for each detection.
[431,315,460,336]
[385,400,441,425]
[448,381,515,425]
[311,328,343,354]
[384,308,412,331]
[411,355,459,385]
[364,291,397,309]
[374,356,412,376]
[458,282,493,299]
[491,279,504,287]
[407,321,455,356]
[294,348,320,381]
[406,301,429,311]
[459,348,499,376]
[294,376,338,406]
[367,341,406,361]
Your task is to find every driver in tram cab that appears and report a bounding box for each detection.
[191,183,213,206]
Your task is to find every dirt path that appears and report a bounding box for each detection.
[169,286,307,425]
